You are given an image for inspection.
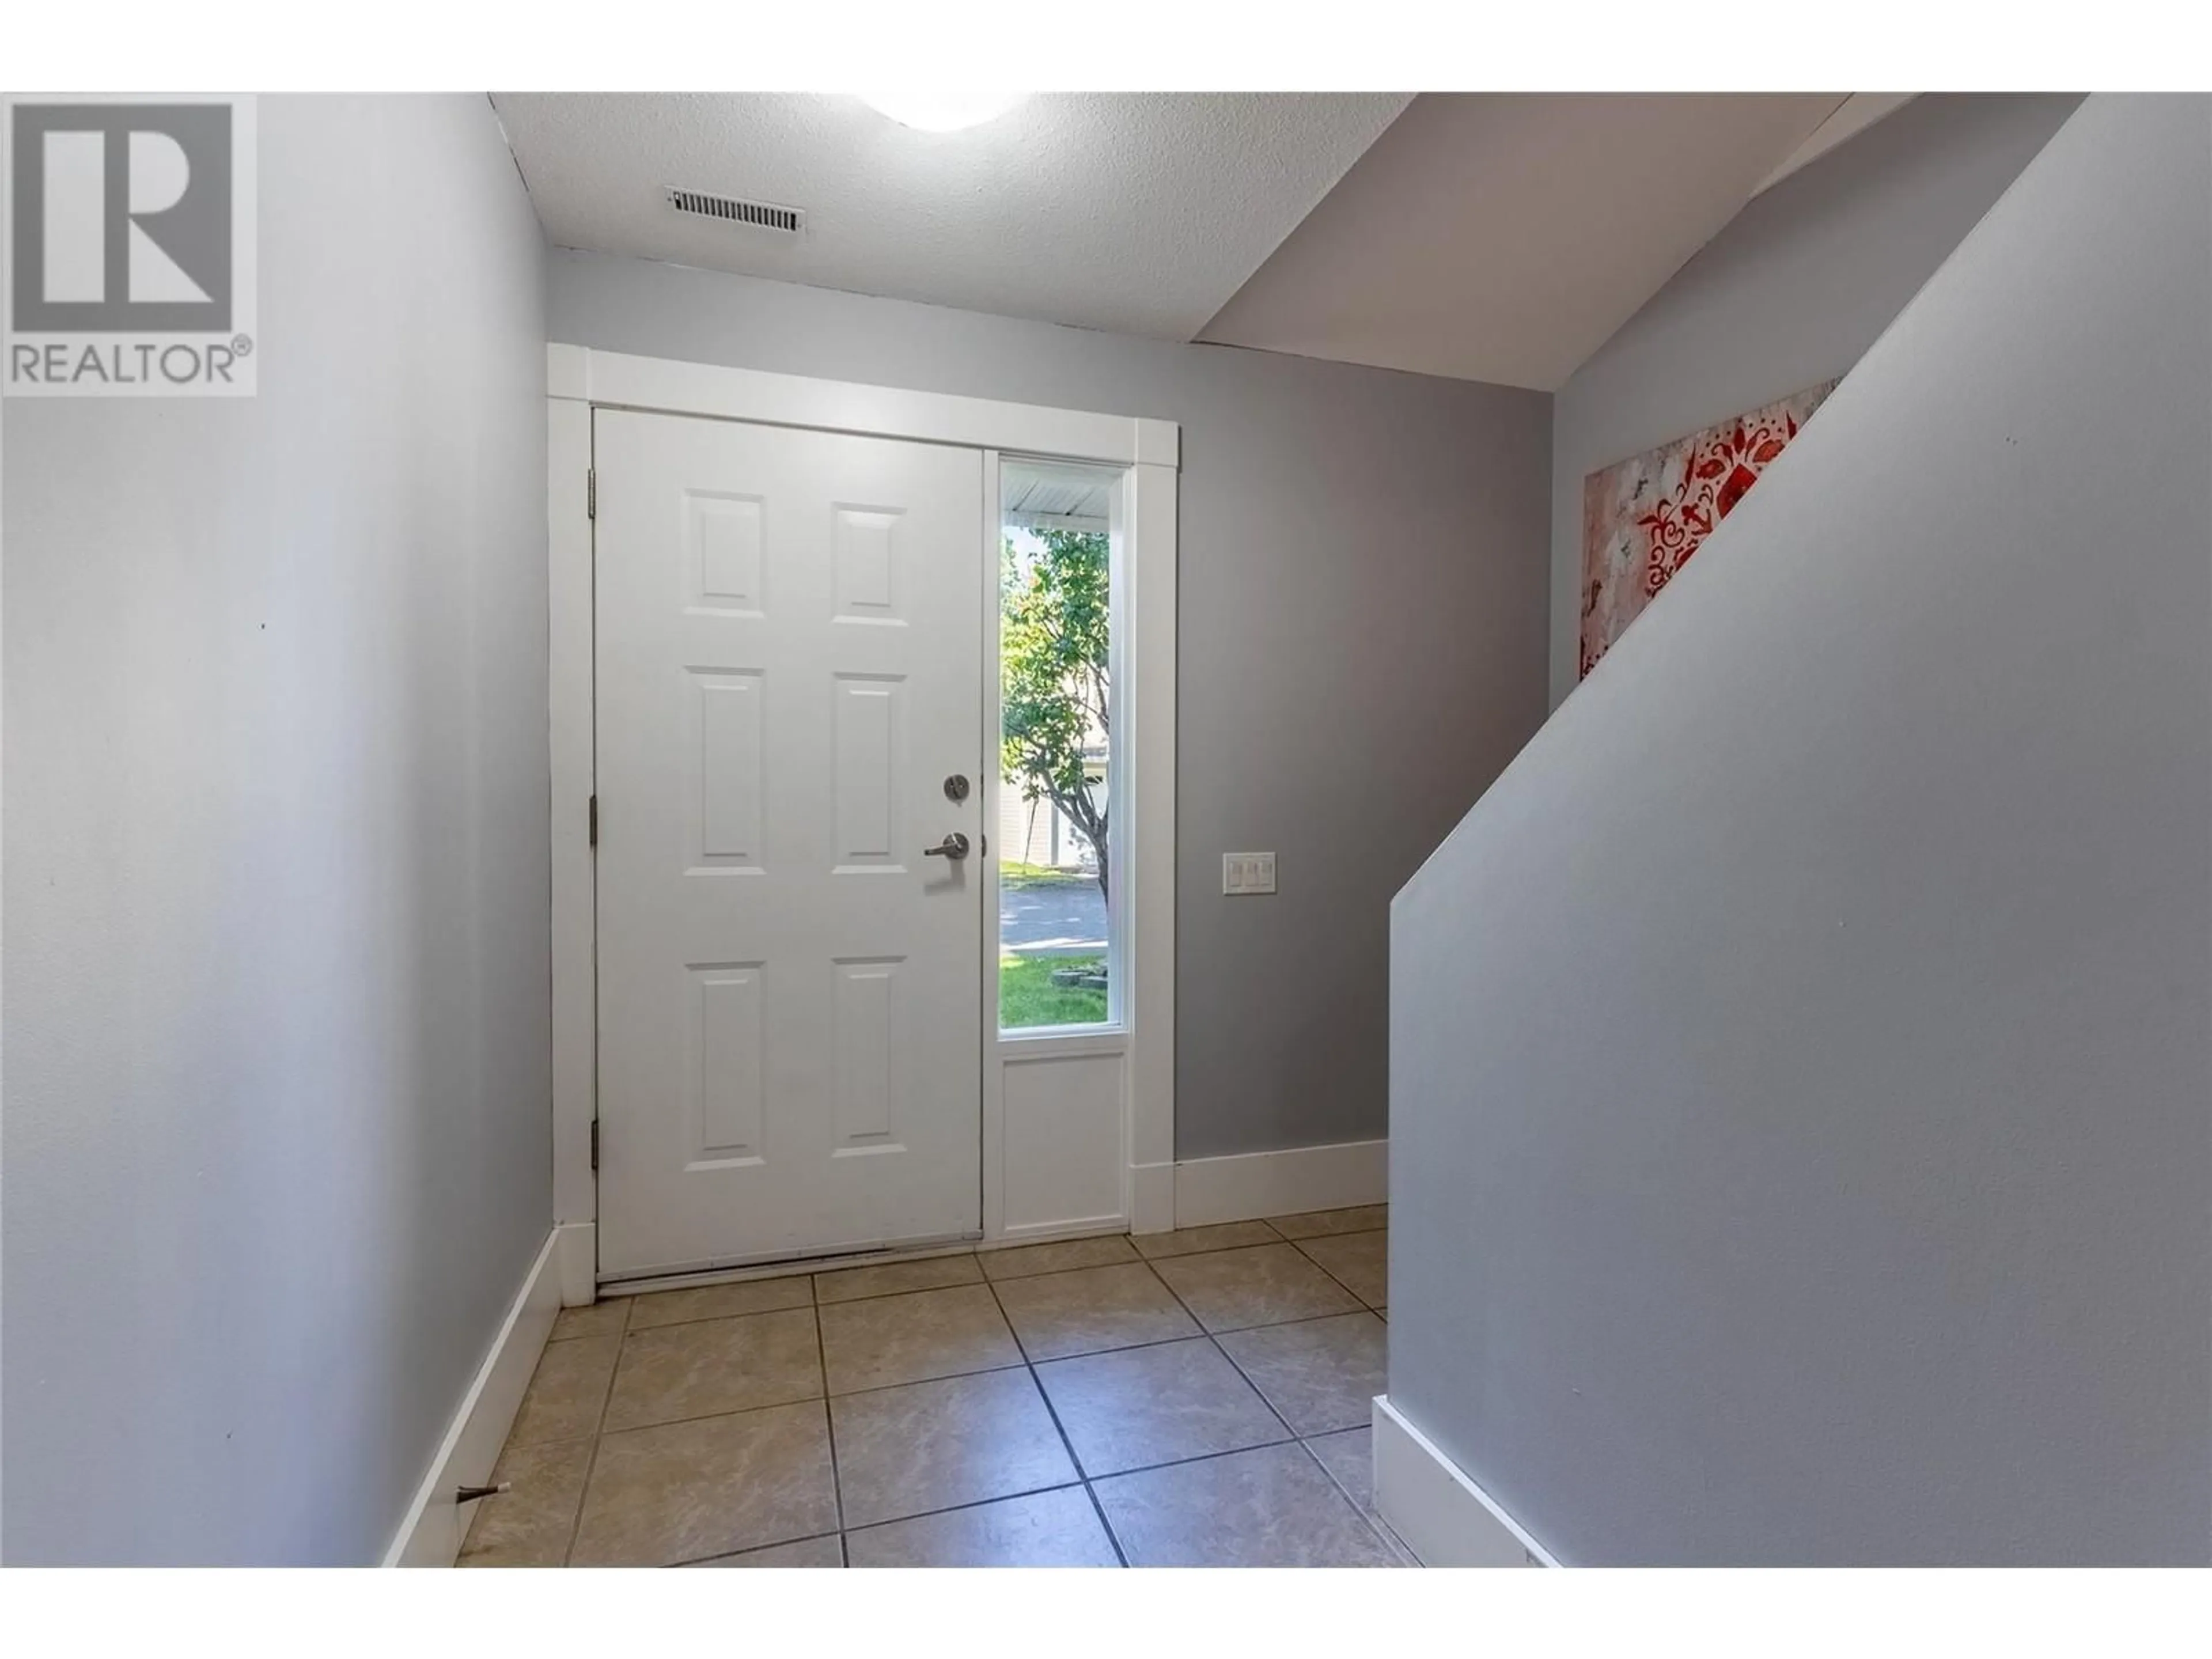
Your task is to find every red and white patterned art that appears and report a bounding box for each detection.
[1579,380,1837,679]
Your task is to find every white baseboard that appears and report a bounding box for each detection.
[382,1228,565,1567]
[554,1220,596,1306]
[1128,1161,1176,1234]
[1173,1137,1387,1228]
[1372,1395,1555,1567]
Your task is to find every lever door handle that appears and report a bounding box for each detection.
[923,832,971,860]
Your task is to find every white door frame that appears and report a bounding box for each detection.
[547,344,1180,1278]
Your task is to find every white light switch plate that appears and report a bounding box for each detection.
[1222,852,1277,895]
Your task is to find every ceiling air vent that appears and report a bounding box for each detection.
[665,186,805,235]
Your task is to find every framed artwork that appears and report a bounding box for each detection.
[1580,379,1837,679]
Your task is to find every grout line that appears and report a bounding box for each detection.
[1165,1269,1393,1560]
[1086,1430,1301,1489]
[1080,1475,1130,1568]
[1282,1230,1388,1313]
[819,1426,1396,1566]
[620,1296,819,1337]
[828,1357,1032,1402]
[1273,1221,1385,1245]
[556,1334,627,1566]
[749,1478,1101,1567]
[813,1265,991,1308]
[605,1225,1146,1308]
[979,1264,1129,1567]
[851,1476,1094,1541]
[819,1268,851,1565]
[1287,1432,1408,1563]
[978,1250,1146,1287]
[603,1240,984,1300]
[546,1292,636,1344]
[813,1303,847,1539]
[660,1529,845,1570]
[1141,1257,1299,1450]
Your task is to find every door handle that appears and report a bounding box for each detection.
[923,832,971,860]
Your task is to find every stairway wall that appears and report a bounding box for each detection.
[1389,94,2212,1565]
[1550,93,2082,707]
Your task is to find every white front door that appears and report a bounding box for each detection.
[593,409,984,1278]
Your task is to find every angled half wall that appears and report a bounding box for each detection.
[1385,94,2212,1566]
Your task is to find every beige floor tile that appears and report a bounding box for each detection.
[507,1334,618,1447]
[1131,1221,1279,1259]
[1093,1442,1400,1567]
[681,1533,845,1567]
[814,1254,982,1304]
[626,1275,812,1330]
[569,1400,837,1567]
[1034,1336,1286,1477]
[1296,1230,1388,1306]
[991,1262,1199,1361]
[979,1234,1139,1281]
[456,1437,593,1567]
[830,1367,1077,1529]
[1149,1243,1360,1332]
[1267,1205,1387,1240]
[1217,1312,1385,1435]
[549,1301,629,1342]
[1305,1426,1376,1516]
[602,1306,823,1431]
[846,1486,1119,1567]
[817,1283,1021,1394]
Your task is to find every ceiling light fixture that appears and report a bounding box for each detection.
[855,92,1027,133]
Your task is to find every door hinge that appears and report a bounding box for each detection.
[586,467,596,521]
[589,1119,600,1172]
[588,794,598,847]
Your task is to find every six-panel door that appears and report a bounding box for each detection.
[593,410,983,1277]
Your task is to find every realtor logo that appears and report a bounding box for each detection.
[4,94,256,396]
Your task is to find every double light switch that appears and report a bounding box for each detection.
[1222,852,1277,896]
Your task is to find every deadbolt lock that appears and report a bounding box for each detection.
[943,773,971,803]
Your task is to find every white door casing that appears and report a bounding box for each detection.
[546,346,1179,1267]
[593,408,984,1276]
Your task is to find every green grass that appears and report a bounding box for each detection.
[999,860,1094,889]
[999,955,1108,1029]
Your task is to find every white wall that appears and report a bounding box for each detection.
[1,96,551,1563]
[1549,93,2082,707]
[1391,94,2211,1565]
[550,252,1551,1161]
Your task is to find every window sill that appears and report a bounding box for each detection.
[995,1026,1128,1059]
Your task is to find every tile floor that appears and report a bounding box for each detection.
[460,1206,1397,1568]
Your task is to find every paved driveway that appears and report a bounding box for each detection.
[1001,878,1106,953]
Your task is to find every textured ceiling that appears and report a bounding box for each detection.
[491,92,1411,339]
[1199,93,1849,389]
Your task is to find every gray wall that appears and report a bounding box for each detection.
[1391,95,2211,1565]
[1550,93,2083,707]
[551,253,1551,1160]
[2,96,551,1563]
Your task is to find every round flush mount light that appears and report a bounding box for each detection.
[855,92,1028,132]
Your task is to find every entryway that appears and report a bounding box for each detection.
[549,348,1180,1290]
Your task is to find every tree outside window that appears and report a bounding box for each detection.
[999,527,1111,904]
